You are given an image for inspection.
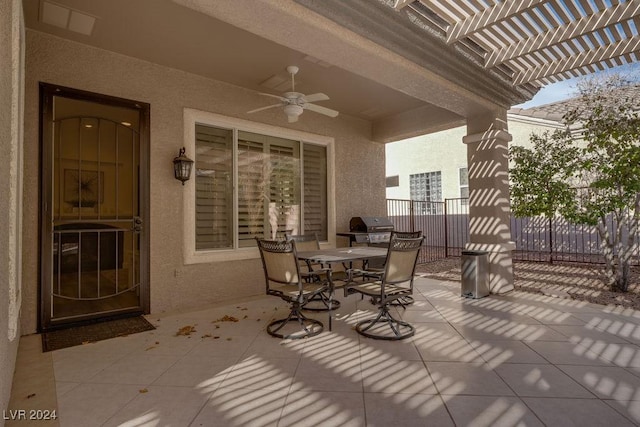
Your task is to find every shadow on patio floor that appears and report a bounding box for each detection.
[416,258,640,311]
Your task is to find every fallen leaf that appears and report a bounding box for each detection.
[214,336,220,339]
[226,337,233,341]
[26,393,36,399]
[176,325,197,336]
[213,315,239,323]
[201,334,212,338]
[139,389,148,393]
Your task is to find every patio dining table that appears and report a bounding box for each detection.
[297,246,388,330]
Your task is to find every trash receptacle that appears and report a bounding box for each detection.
[461,250,489,299]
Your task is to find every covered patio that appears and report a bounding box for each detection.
[3,0,640,425]
[9,276,640,426]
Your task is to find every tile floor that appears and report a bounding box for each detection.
[8,277,640,426]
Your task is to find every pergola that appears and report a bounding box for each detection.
[298,0,640,293]
[394,0,640,87]
[388,0,640,292]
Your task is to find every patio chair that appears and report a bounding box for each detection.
[344,235,423,340]
[286,233,342,311]
[353,230,423,307]
[256,238,330,339]
[285,233,321,273]
[387,231,422,306]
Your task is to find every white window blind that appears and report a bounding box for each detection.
[195,125,233,250]
[194,123,326,251]
[303,144,327,240]
[237,131,300,247]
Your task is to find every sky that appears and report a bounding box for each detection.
[515,62,640,109]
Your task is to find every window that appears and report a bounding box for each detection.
[410,171,442,214]
[459,167,469,206]
[195,126,233,250]
[410,171,442,202]
[184,109,333,263]
[386,175,399,187]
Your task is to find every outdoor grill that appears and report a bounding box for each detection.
[338,216,394,246]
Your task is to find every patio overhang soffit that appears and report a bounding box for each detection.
[27,0,640,141]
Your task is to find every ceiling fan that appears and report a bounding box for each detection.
[247,65,339,123]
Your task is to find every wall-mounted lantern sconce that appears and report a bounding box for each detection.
[173,147,194,185]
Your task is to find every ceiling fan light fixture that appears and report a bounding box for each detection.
[283,104,303,118]
[248,65,339,122]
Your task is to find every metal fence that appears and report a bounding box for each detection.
[387,198,469,264]
[387,198,640,265]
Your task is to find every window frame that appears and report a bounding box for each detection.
[183,108,335,264]
[458,166,469,205]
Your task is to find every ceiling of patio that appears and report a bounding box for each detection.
[22,0,640,140]
[22,0,429,122]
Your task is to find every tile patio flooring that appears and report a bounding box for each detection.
[8,277,640,426]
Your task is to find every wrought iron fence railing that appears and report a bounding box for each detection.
[387,198,640,265]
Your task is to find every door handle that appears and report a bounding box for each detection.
[133,216,143,232]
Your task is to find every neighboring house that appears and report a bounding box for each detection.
[386,105,567,204]
[386,84,640,204]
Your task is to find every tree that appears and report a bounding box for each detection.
[510,74,640,291]
[563,75,640,292]
[509,129,579,263]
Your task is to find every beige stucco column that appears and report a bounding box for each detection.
[463,111,515,294]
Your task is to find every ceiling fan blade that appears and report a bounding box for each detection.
[287,114,299,123]
[303,103,339,118]
[304,93,330,103]
[257,92,287,102]
[247,103,282,114]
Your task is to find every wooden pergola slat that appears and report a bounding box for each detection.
[393,0,640,89]
[513,33,640,84]
[444,0,546,44]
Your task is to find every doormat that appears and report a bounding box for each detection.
[41,316,155,352]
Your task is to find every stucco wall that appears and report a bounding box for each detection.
[0,0,24,420]
[385,116,563,200]
[22,30,386,334]
[386,127,467,200]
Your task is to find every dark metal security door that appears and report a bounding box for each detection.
[40,84,149,330]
